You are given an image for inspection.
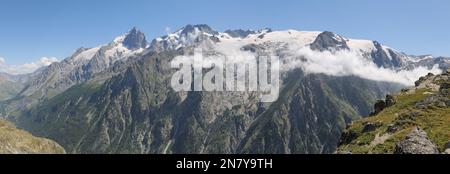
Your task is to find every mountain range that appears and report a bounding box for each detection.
[0,24,449,154]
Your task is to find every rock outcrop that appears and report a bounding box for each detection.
[394,127,439,154]
[370,95,396,116]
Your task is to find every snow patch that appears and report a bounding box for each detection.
[72,47,101,61]
[347,39,376,53]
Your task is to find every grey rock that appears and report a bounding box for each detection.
[362,122,382,133]
[225,29,257,38]
[123,27,148,50]
[371,95,396,116]
[149,24,220,52]
[339,130,359,145]
[444,141,450,154]
[371,41,394,68]
[440,82,450,91]
[401,88,410,93]
[385,94,396,107]
[336,151,353,154]
[445,141,450,149]
[310,31,349,51]
[181,24,219,36]
[394,127,439,154]
[387,123,399,133]
[371,100,386,116]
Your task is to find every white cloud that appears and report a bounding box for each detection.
[282,46,442,86]
[0,57,5,64]
[165,27,172,34]
[0,57,59,75]
[174,40,442,87]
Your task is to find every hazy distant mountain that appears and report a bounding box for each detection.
[0,73,24,102]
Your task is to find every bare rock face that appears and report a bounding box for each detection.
[123,27,148,50]
[394,127,439,154]
[310,31,349,52]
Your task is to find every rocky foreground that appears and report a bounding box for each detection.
[337,70,450,154]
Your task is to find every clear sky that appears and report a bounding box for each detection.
[1,0,449,66]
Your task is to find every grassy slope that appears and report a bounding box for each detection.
[0,119,66,154]
[338,76,450,154]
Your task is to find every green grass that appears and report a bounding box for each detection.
[338,86,450,153]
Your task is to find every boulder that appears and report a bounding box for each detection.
[385,95,396,107]
[387,123,399,133]
[394,127,439,154]
[444,68,450,75]
[415,76,427,87]
[371,100,386,116]
[440,82,450,91]
[362,122,382,133]
[339,130,358,145]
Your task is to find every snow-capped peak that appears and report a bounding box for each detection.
[179,24,219,36]
[150,24,221,52]
[309,31,349,51]
[69,27,147,64]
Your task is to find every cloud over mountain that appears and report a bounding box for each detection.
[283,46,442,86]
[0,57,59,75]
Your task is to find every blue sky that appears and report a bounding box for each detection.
[1,0,449,65]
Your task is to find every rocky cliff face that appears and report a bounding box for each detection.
[122,27,148,50]
[0,119,65,154]
[337,70,450,154]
